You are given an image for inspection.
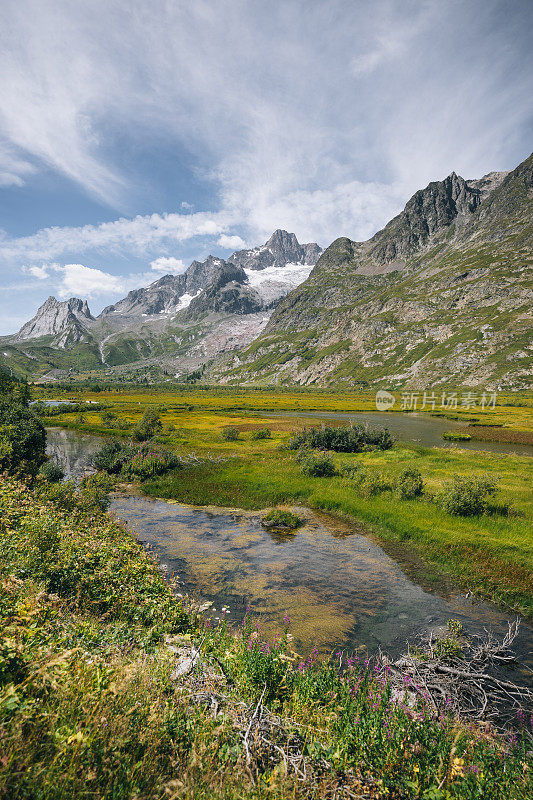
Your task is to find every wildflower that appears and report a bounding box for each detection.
[450,757,465,779]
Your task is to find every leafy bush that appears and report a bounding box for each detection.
[39,459,65,483]
[132,409,163,441]
[0,398,46,477]
[437,475,498,516]
[93,440,180,480]
[93,439,135,473]
[261,509,302,530]
[251,427,272,440]
[352,469,392,497]
[79,472,114,512]
[288,424,394,453]
[300,453,337,477]
[396,467,424,499]
[340,464,360,478]
[221,426,240,441]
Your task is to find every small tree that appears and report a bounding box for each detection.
[0,374,46,477]
[133,409,163,441]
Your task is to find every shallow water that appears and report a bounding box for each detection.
[46,427,533,677]
[112,495,533,672]
[268,410,533,457]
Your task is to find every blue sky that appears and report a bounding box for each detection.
[0,0,531,333]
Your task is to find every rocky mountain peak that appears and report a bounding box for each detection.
[14,295,94,346]
[229,230,322,271]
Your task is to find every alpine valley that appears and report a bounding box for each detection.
[2,153,532,389]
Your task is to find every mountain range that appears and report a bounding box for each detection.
[0,230,322,381]
[2,153,532,389]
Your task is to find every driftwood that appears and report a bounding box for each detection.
[379,620,532,732]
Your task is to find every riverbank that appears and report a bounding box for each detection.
[1,476,530,799]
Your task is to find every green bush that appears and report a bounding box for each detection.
[437,474,498,516]
[396,467,424,499]
[300,453,337,477]
[251,428,272,440]
[79,472,114,513]
[132,409,163,441]
[261,509,302,530]
[93,439,135,473]
[39,460,65,483]
[352,469,392,497]
[288,424,394,453]
[340,464,360,478]
[221,426,240,441]
[0,399,46,477]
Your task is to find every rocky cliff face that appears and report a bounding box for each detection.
[213,155,532,390]
[14,296,95,348]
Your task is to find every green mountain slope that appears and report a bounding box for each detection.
[213,154,533,390]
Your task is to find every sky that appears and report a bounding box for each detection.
[0,0,531,334]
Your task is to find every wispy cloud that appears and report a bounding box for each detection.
[1,210,231,263]
[0,0,531,333]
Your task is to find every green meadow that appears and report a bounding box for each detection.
[38,386,533,617]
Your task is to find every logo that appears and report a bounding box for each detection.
[375,390,396,411]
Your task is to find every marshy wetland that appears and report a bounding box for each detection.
[43,386,533,636]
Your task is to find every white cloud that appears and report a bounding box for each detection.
[53,263,123,298]
[0,209,231,264]
[24,264,50,279]
[217,234,246,250]
[150,256,187,273]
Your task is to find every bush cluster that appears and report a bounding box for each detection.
[289,424,394,453]
[437,475,498,517]
[300,452,337,477]
[261,508,302,530]
[250,427,272,440]
[93,439,180,480]
[221,426,240,441]
[39,459,65,483]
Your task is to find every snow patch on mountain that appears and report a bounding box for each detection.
[244,262,314,306]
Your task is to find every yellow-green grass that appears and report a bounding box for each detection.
[35,385,533,432]
[38,389,533,616]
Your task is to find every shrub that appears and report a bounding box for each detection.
[221,426,240,441]
[261,509,302,530]
[396,467,424,499]
[0,400,46,477]
[251,428,272,440]
[340,464,360,478]
[132,409,162,441]
[39,459,65,483]
[300,453,337,477]
[437,474,498,516]
[79,472,114,512]
[288,424,394,453]
[352,469,392,497]
[93,439,135,473]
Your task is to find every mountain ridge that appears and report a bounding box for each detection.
[210,155,532,390]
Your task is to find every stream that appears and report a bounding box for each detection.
[46,427,533,677]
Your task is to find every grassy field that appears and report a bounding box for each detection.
[37,387,533,616]
[1,476,530,799]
